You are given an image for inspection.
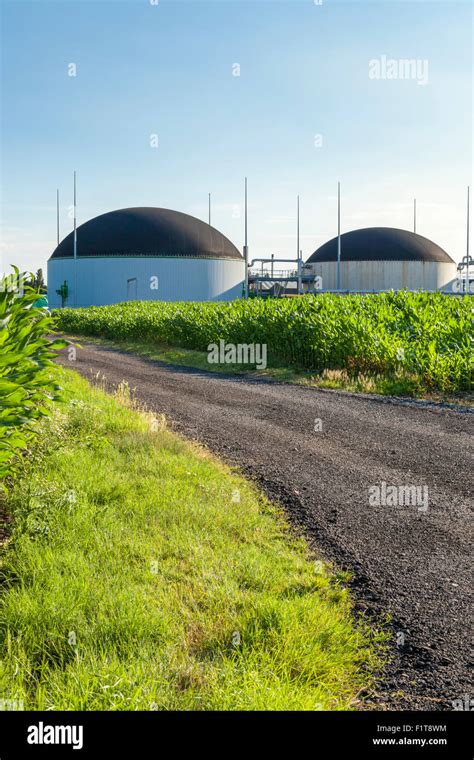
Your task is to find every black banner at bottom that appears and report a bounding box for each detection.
[0,710,472,758]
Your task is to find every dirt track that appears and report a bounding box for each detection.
[58,342,473,710]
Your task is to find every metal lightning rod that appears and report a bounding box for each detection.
[297,195,300,259]
[73,170,77,307]
[337,181,341,290]
[244,177,248,298]
[466,185,470,293]
[297,195,302,295]
[56,189,60,246]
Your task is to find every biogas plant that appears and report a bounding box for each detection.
[48,207,245,307]
[47,182,472,307]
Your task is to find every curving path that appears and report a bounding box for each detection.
[57,342,473,710]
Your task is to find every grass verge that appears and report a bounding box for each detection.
[0,368,384,710]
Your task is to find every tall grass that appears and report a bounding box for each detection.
[56,293,472,392]
[0,369,384,710]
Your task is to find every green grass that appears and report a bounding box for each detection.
[0,368,384,710]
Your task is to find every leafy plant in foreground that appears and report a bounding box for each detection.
[0,267,68,485]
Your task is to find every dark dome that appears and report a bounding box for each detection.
[307,227,454,264]
[50,207,242,260]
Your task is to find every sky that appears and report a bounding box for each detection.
[1,0,472,278]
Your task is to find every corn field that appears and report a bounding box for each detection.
[56,292,473,393]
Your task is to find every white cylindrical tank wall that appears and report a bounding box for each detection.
[47,257,245,308]
[305,260,457,292]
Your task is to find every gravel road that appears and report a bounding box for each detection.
[58,342,473,710]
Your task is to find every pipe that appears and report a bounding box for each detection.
[249,257,299,267]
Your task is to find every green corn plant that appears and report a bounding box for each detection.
[0,267,68,485]
[55,291,473,393]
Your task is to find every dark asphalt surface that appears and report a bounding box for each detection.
[58,343,473,710]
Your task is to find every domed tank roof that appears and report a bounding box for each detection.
[49,207,243,261]
[306,227,454,264]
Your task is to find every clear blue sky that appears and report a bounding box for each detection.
[1,0,472,277]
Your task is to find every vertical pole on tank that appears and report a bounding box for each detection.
[466,185,470,293]
[73,170,77,307]
[208,193,211,226]
[414,198,417,234]
[244,177,248,298]
[297,195,300,261]
[337,181,341,290]
[297,195,302,295]
[56,189,60,246]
